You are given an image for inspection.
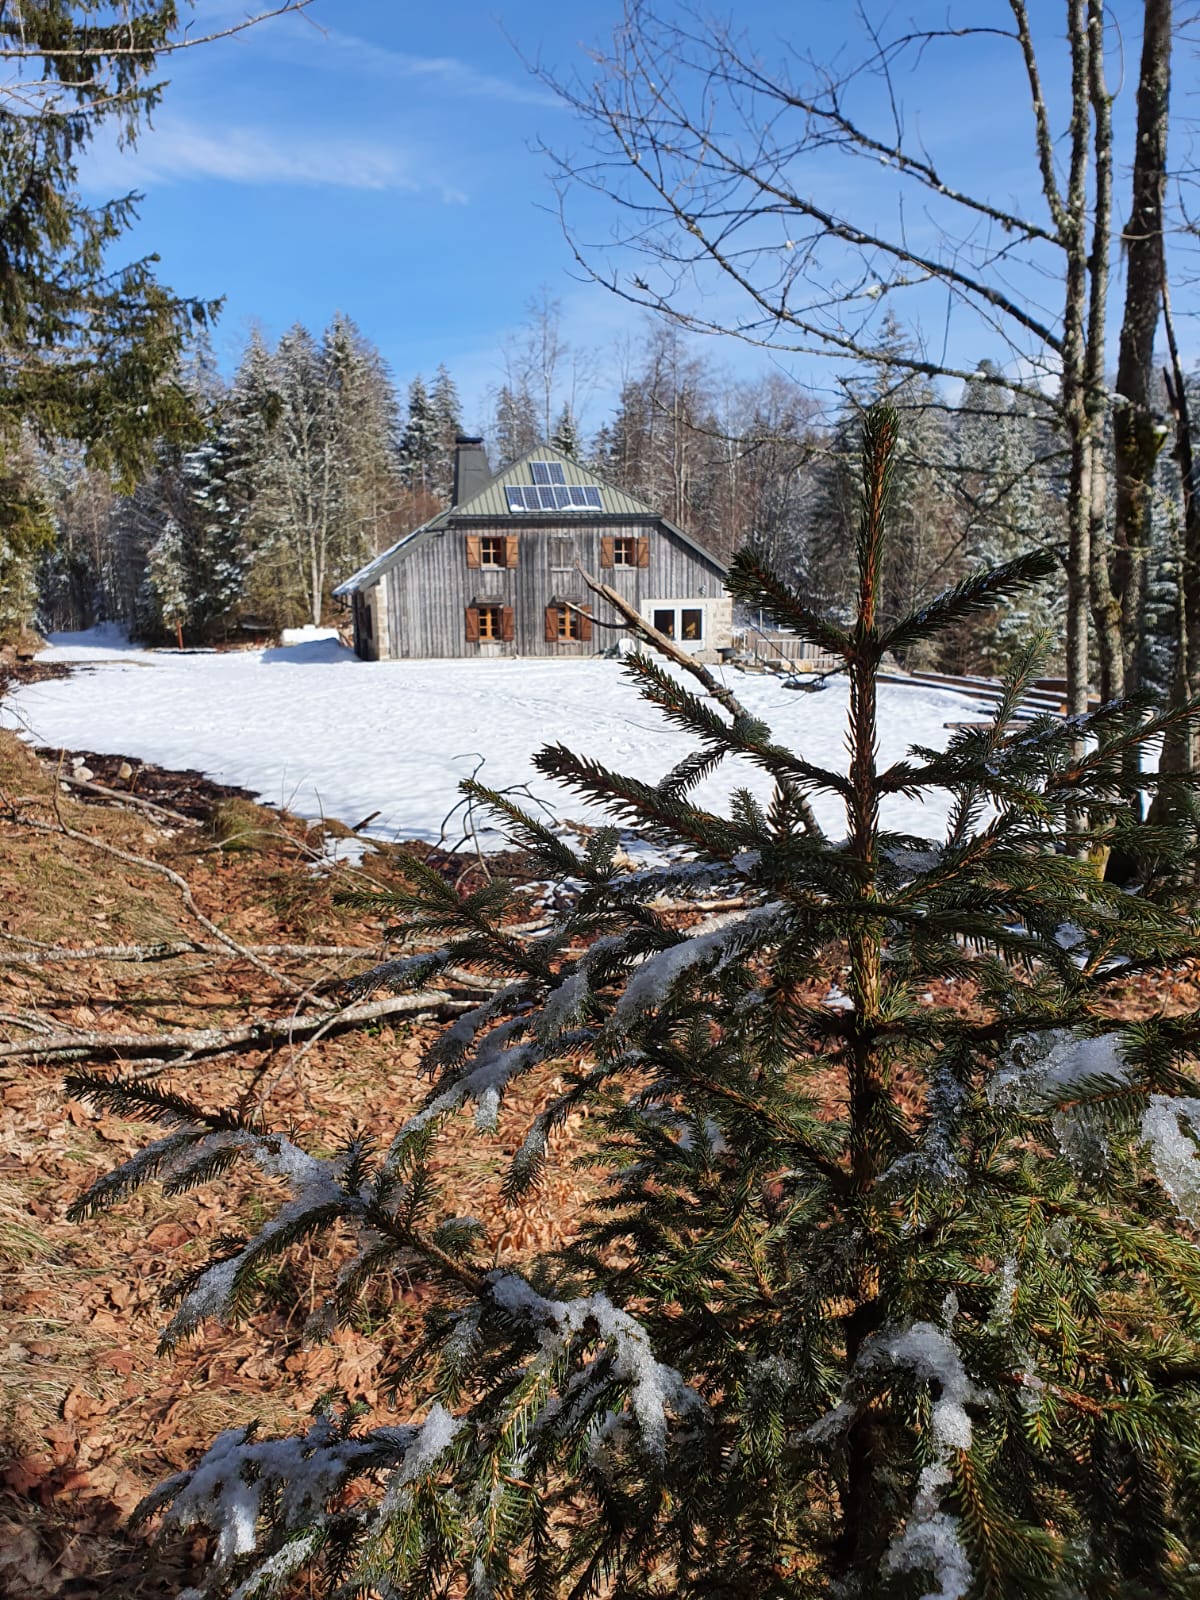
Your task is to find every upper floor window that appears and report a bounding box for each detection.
[602,535,649,570]
[466,533,519,569]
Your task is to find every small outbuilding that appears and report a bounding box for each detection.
[333,439,731,662]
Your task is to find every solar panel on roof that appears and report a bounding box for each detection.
[505,480,603,512]
[531,460,566,486]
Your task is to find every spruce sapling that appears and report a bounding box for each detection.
[70,406,1200,1598]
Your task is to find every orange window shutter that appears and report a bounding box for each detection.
[600,536,615,569]
[637,536,650,568]
[465,535,482,569]
[465,606,480,643]
[504,534,520,567]
[544,606,559,642]
[502,607,515,642]
[579,606,593,643]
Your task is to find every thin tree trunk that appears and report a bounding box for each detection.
[1085,0,1122,705]
[1112,0,1172,698]
[1157,275,1200,780]
[1061,0,1094,735]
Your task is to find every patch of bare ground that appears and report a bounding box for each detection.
[0,728,587,1597]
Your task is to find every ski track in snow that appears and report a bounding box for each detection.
[2,627,978,847]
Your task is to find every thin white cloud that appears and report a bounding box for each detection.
[188,2,560,107]
[322,30,562,109]
[82,118,465,200]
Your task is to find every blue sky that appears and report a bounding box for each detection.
[80,0,1185,435]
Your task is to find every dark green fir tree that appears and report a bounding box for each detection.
[69,409,1200,1599]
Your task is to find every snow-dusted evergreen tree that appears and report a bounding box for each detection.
[142,514,188,643]
[325,314,401,558]
[429,364,463,503]
[177,428,247,642]
[951,365,1064,674]
[65,409,1200,1599]
[246,323,341,626]
[550,403,581,459]
[0,433,54,641]
[398,375,439,498]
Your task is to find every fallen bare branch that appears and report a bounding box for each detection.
[0,939,380,966]
[0,990,461,1068]
[56,770,198,827]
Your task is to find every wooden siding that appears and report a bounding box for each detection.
[371,520,726,660]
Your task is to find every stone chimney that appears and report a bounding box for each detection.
[453,436,490,506]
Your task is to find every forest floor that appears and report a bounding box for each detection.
[0,723,593,1599]
[3,695,1197,1600]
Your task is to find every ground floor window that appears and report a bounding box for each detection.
[465,603,514,642]
[652,605,704,642]
[545,603,592,643]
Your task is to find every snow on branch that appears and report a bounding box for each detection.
[154,1133,351,1347]
[140,1413,418,1576]
[487,1272,706,1458]
[613,903,785,1026]
[807,1319,983,1600]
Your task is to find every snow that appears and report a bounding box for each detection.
[279,624,341,646]
[988,1030,1130,1109]
[154,1414,419,1576]
[875,1322,979,1455]
[1141,1095,1200,1224]
[883,1479,972,1600]
[381,1401,462,1504]
[3,629,978,847]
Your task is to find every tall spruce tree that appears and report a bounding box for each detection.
[0,2,219,639]
[398,376,439,496]
[950,367,1064,675]
[430,364,464,504]
[67,409,1200,1599]
[550,403,582,459]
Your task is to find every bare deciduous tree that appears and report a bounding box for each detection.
[541,1,1186,724]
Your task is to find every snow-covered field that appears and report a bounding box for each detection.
[2,628,979,847]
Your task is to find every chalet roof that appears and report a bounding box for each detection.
[436,443,656,522]
[333,443,726,597]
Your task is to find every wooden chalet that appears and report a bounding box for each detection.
[333,439,731,662]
